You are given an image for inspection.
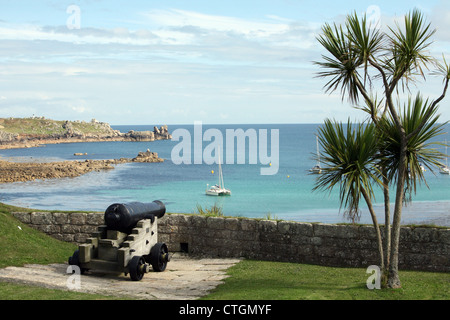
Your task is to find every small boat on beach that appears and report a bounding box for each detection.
[309,136,322,174]
[206,148,231,196]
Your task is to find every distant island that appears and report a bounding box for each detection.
[0,117,172,149]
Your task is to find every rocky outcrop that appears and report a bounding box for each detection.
[0,130,18,143]
[0,118,172,149]
[0,150,164,183]
[132,149,164,163]
[122,125,172,142]
[123,130,155,141]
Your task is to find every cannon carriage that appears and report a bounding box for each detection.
[68,201,170,281]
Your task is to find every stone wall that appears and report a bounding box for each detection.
[11,211,104,243]
[11,211,449,272]
[157,214,449,272]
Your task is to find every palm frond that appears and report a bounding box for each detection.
[314,23,362,104]
[431,54,450,83]
[377,94,447,200]
[346,11,385,86]
[387,9,436,86]
[313,120,382,221]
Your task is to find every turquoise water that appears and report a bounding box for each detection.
[0,124,449,226]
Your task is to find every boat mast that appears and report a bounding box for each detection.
[446,140,449,167]
[316,135,320,167]
[218,147,224,189]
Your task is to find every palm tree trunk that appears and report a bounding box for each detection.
[361,187,384,271]
[388,140,407,288]
[382,169,391,286]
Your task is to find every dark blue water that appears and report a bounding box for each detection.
[1,124,449,226]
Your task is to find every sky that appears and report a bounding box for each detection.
[0,0,449,125]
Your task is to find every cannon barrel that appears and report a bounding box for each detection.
[104,200,165,232]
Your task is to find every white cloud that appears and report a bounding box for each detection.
[4,5,447,125]
[0,24,159,46]
[144,9,291,37]
[431,1,450,43]
[71,105,88,113]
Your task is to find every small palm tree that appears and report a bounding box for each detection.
[377,95,447,275]
[314,120,385,269]
[314,9,449,288]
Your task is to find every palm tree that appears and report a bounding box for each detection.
[376,95,446,283]
[314,9,449,288]
[314,120,385,269]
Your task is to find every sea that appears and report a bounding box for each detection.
[0,124,449,227]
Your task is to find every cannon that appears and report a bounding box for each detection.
[104,201,166,233]
[68,201,170,281]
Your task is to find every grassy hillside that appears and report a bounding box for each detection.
[0,203,76,268]
[0,117,113,136]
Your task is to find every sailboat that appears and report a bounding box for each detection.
[206,148,231,196]
[440,140,450,175]
[309,135,322,174]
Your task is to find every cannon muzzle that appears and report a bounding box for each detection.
[104,200,165,232]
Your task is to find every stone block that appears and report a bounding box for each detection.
[259,220,277,233]
[224,218,239,231]
[315,223,360,239]
[240,218,257,232]
[207,217,225,229]
[168,214,190,227]
[11,212,31,223]
[410,227,439,243]
[438,229,450,244]
[61,224,82,234]
[34,224,60,234]
[74,233,89,244]
[70,213,86,225]
[359,225,377,240]
[399,227,412,242]
[30,212,53,225]
[53,212,69,224]
[290,222,313,237]
[81,225,98,234]
[277,221,291,234]
[296,244,314,256]
[86,212,104,225]
[190,215,207,228]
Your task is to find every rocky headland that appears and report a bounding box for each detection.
[0,149,163,183]
[0,117,172,149]
[0,117,169,183]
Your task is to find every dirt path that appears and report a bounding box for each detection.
[0,254,241,300]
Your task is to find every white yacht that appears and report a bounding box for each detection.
[206,148,231,196]
[309,136,322,174]
[440,140,450,175]
[440,165,450,175]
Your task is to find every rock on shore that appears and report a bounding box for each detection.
[0,150,164,183]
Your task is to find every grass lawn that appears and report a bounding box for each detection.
[202,260,449,300]
[0,282,126,300]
